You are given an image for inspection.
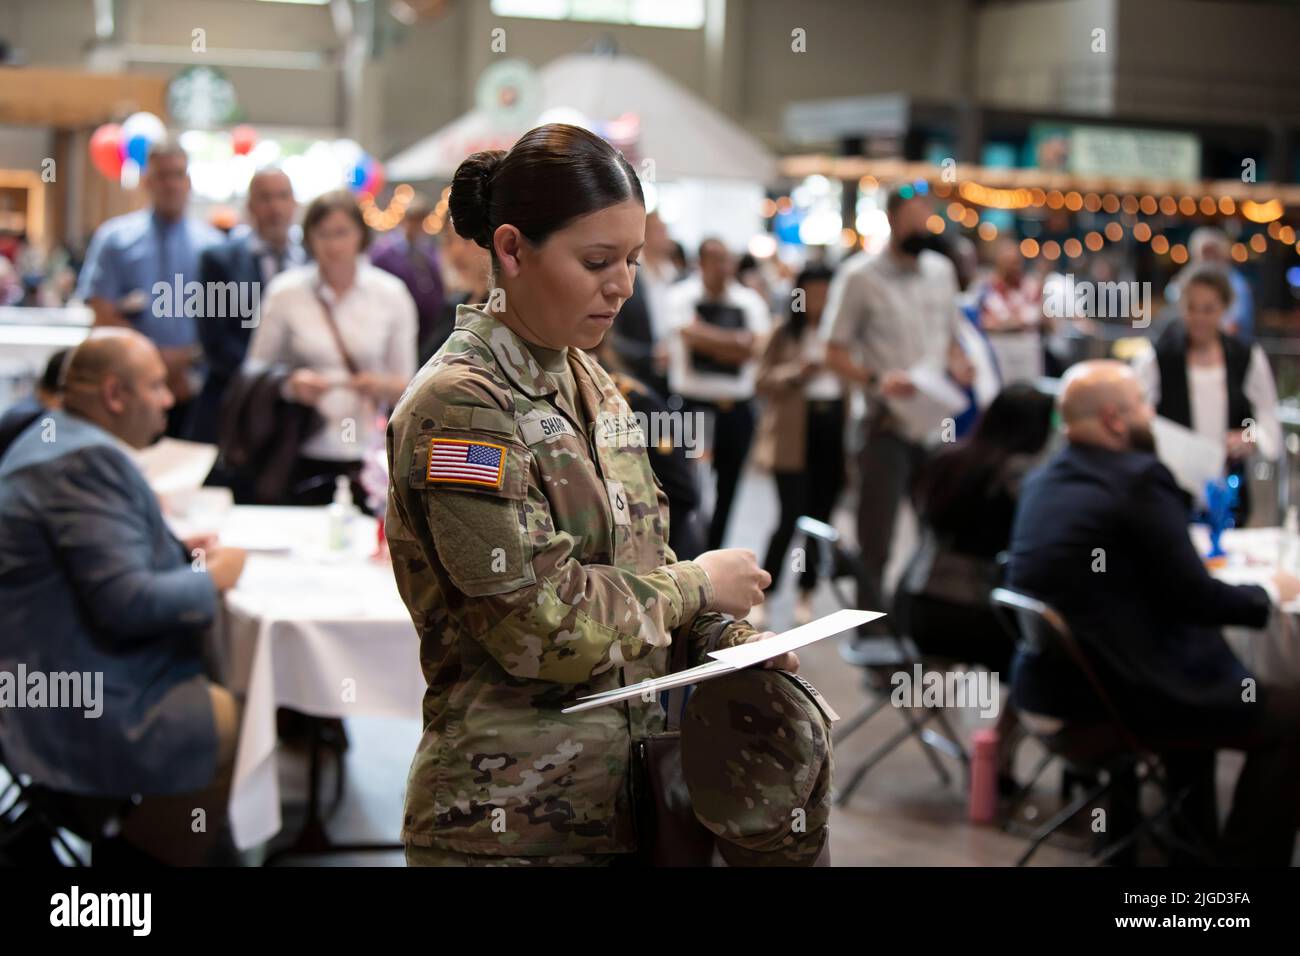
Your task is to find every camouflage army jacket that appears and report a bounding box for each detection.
[386,304,756,856]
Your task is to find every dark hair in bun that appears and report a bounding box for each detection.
[448,150,506,249]
[449,123,644,262]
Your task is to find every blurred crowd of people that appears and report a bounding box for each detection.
[2,137,1298,867]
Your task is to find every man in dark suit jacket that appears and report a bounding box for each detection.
[192,168,303,446]
[1007,360,1300,865]
[0,330,247,864]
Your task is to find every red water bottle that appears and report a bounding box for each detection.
[968,727,999,824]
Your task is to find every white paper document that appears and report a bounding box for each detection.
[887,363,970,443]
[987,331,1044,385]
[131,439,219,497]
[560,608,885,713]
[1152,415,1225,505]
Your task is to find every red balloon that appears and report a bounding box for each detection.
[231,124,258,156]
[362,161,386,197]
[89,124,124,180]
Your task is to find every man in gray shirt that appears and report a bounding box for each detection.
[823,185,975,636]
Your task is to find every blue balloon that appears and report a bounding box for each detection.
[773,210,803,245]
[126,133,151,167]
[349,156,370,191]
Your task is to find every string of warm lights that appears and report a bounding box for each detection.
[358,183,454,234]
[771,175,1300,261]
[933,179,1288,223]
[359,183,415,232]
[423,186,452,235]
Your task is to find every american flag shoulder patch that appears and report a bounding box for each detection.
[427,437,507,489]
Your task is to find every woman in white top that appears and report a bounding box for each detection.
[246,189,417,506]
[665,238,772,551]
[1134,267,1280,522]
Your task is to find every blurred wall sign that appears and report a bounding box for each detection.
[475,59,541,132]
[783,94,909,147]
[168,66,240,131]
[1031,123,1200,181]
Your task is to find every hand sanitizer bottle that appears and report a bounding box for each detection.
[328,475,354,552]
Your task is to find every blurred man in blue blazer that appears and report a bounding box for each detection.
[1007,360,1300,865]
[192,167,304,449]
[0,329,247,864]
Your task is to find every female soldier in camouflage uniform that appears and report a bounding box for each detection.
[386,124,794,866]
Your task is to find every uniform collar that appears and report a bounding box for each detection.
[453,303,556,399]
[568,347,621,429]
[451,305,622,429]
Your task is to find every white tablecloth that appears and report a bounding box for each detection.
[1194,526,1300,688]
[210,507,424,850]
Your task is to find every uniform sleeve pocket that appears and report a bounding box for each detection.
[424,491,536,597]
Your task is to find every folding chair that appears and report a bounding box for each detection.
[796,517,970,807]
[989,587,1217,866]
[0,744,135,867]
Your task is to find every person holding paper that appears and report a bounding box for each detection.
[1133,268,1281,523]
[823,183,975,638]
[386,125,807,867]
[1006,360,1300,866]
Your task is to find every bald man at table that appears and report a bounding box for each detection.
[1006,360,1300,866]
[0,329,246,865]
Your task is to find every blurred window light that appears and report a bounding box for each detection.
[490,0,705,28]
[180,129,363,204]
[798,208,843,246]
[255,0,330,5]
[780,174,842,247]
[855,207,890,254]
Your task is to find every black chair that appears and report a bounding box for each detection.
[796,517,970,806]
[0,745,136,866]
[989,587,1217,866]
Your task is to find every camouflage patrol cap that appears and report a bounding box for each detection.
[681,669,835,866]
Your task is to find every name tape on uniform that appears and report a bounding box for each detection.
[594,411,646,448]
[427,437,506,489]
[518,409,577,445]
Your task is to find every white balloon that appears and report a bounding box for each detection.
[119,159,141,191]
[121,111,167,145]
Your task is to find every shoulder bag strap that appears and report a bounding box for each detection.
[314,289,361,376]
